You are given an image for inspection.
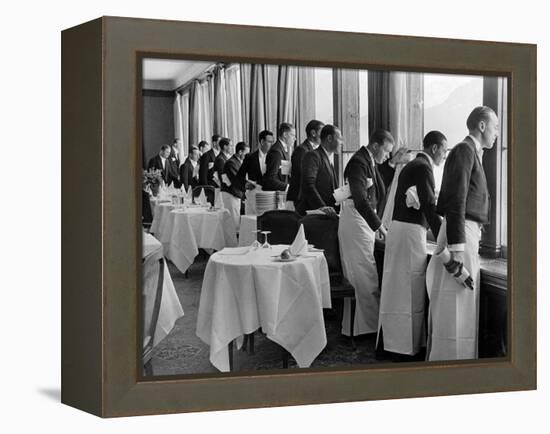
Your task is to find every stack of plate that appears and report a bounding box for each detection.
[255,191,277,215]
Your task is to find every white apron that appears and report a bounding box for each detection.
[221,191,241,233]
[426,218,481,361]
[338,199,380,335]
[377,220,427,355]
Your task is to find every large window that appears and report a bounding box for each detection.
[314,68,333,124]
[424,73,484,192]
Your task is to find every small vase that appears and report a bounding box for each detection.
[151,184,160,197]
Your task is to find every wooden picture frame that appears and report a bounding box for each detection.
[61,16,536,417]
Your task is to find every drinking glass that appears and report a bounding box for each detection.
[261,231,272,249]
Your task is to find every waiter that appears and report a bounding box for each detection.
[338,129,394,337]
[287,120,324,210]
[296,124,340,216]
[262,123,295,191]
[377,131,447,358]
[426,106,498,361]
[236,130,274,187]
[221,141,249,229]
[199,134,221,186]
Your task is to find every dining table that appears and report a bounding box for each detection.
[196,244,331,372]
[142,232,184,347]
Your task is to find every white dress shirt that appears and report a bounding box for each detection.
[259,150,267,175]
[160,156,167,170]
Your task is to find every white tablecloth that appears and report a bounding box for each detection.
[238,215,258,246]
[142,232,184,347]
[196,244,331,372]
[155,206,238,274]
[150,202,175,239]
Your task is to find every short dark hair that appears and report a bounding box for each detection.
[212,134,222,143]
[368,129,394,146]
[320,124,339,142]
[306,120,324,137]
[423,130,447,149]
[219,138,231,151]
[236,142,248,153]
[173,139,179,145]
[277,122,295,137]
[259,130,274,142]
[160,144,171,152]
[189,146,199,154]
[197,140,208,150]
[466,106,497,131]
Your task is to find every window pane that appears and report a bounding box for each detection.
[424,73,483,192]
[314,68,333,124]
[359,70,369,145]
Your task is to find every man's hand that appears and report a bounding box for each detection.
[451,251,464,264]
[245,181,256,190]
[320,206,338,218]
[390,147,413,165]
[377,224,388,240]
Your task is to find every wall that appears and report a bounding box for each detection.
[142,89,175,167]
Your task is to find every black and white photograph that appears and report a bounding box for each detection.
[141,58,508,376]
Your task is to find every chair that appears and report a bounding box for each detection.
[299,214,357,350]
[256,210,301,245]
[142,256,164,376]
[192,185,215,205]
[142,190,153,230]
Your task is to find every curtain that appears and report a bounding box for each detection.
[264,65,278,134]
[296,67,315,145]
[225,64,244,143]
[249,64,266,151]
[277,65,298,127]
[189,81,200,146]
[240,63,251,148]
[213,67,228,137]
[388,72,424,150]
[181,91,190,153]
[199,80,213,143]
[368,71,390,134]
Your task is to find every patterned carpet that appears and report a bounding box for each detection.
[149,255,411,377]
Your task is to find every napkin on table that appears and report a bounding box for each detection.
[186,186,193,202]
[289,224,308,256]
[214,188,224,208]
[197,188,207,205]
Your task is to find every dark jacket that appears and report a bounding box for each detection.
[437,136,490,246]
[287,140,314,202]
[168,151,181,188]
[296,147,338,214]
[377,160,396,191]
[344,146,386,231]
[198,149,218,187]
[236,149,264,188]
[221,155,245,199]
[147,155,178,186]
[179,158,199,192]
[392,153,442,238]
[262,140,289,191]
[213,152,229,188]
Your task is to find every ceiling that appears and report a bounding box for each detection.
[142,59,215,91]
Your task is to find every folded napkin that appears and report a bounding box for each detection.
[333,184,351,203]
[405,186,421,210]
[212,172,221,187]
[280,160,291,175]
[214,189,223,208]
[197,188,207,205]
[218,246,250,255]
[186,186,193,201]
[221,173,231,186]
[289,224,308,256]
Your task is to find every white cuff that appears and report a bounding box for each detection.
[448,243,465,252]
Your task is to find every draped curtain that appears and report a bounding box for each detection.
[388,72,424,150]
[225,64,244,143]
[296,67,315,145]
[174,93,184,157]
[189,81,200,146]
[199,80,213,143]
[213,67,228,137]
[181,91,190,153]
[240,64,251,148]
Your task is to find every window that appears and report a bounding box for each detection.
[359,70,369,145]
[423,73,484,192]
[314,68,333,124]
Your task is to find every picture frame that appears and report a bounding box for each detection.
[61,16,536,417]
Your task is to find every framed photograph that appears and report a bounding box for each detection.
[61,16,536,417]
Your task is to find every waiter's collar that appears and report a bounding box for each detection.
[418,151,434,168]
[258,148,267,157]
[309,139,319,150]
[213,148,220,157]
[190,159,198,168]
[280,141,288,153]
[363,146,375,167]
[468,135,484,160]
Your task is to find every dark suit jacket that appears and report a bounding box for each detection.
[221,155,245,199]
[147,155,177,185]
[179,158,199,192]
[198,149,218,186]
[287,140,314,202]
[392,153,442,238]
[344,146,386,231]
[213,152,229,188]
[437,136,490,246]
[296,147,338,214]
[236,149,264,189]
[377,160,396,191]
[262,140,289,191]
